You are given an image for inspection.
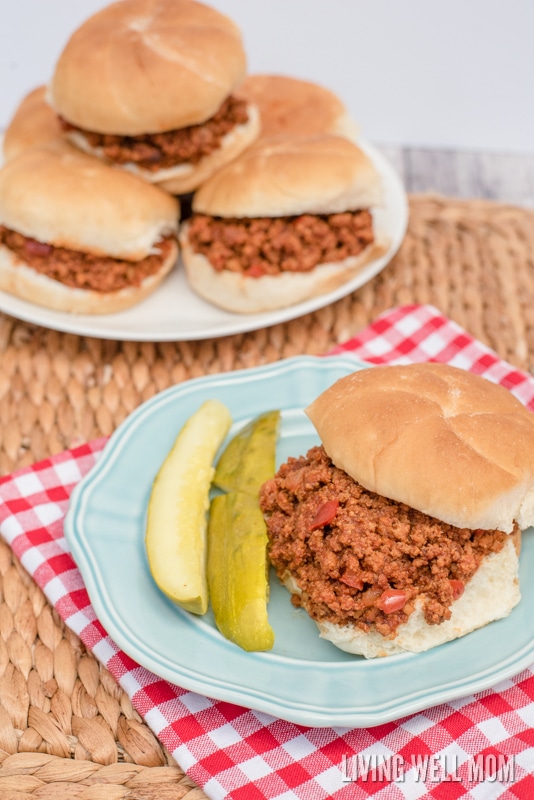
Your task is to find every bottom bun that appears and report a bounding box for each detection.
[285,532,521,658]
[0,240,178,315]
[180,232,388,313]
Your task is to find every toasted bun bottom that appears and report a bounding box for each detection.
[285,533,521,658]
[0,240,178,315]
[67,105,260,195]
[180,234,388,313]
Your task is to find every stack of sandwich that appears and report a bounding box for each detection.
[0,0,388,316]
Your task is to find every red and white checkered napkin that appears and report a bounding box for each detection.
[1,304,534,800]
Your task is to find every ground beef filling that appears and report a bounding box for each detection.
[0,226,176,293]
[59,96,249,171]
[187,210,374,277]
[259,446,508,639]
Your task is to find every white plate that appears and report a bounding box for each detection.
[0,140,407,341]
[64,356,534,727]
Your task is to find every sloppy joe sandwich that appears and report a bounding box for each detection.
[48,0,260,195]
[238,74,359,141]
[260,363,534,657]
[0,143,179,314]
[180,134,387,313]
[3,86,65,162]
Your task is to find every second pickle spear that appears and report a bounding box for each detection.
[208,491,275,651]
[208,409,280,650]
[213,410,280,495]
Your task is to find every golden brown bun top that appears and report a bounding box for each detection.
[49,0,247,135]
[306,363,534,533]
[192,134,382,218]
[3,86,65,162]
[0,143,179,260]
[237,74,357,140]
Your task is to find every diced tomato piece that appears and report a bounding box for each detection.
[24,238,52,257]
[309,500,339,530]
[377,589,407,614]
[247,263,266,278]
[339,570,363,590]
[449,579,465,601]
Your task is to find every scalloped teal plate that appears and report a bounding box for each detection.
[64,356,534,727]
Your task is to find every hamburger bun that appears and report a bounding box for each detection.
[3,86,65,162]
[180,134,386,313]
[192,134,382,218]
[237,74,359,141]
[0,144,179,314]
[306,363,534,534]
[49,0,247,135]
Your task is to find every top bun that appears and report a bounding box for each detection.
[0,143,179,260]
[193,134,382,218]
[306,363,534,534]
[237,74,358,140]
[49,0,247,135]
[3,86,64,162]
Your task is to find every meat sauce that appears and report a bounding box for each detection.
[60,95,249,170]
[187,210,374,276]
[0,226,176,292]
[259,446,508,638]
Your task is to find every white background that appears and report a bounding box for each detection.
[1,0,533,153]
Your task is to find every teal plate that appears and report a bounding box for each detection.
[64,356,534,728]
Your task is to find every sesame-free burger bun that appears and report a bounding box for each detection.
[192,134,382,218]
[49,0,247,135]
[238,74,359,141]
[306,363,534,534]
[0,144,179,314]
[3,86,65,162]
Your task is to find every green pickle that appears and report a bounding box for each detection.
[208,491,274,652]
[213,410,280,496]
[145,399,232,615]
[208,409,280,650]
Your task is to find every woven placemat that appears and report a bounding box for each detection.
[0,193,533,798]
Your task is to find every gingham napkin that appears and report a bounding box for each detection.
[1,304,534,800]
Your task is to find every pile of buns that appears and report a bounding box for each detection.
[0,0,387,316]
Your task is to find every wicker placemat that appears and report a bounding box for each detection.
[0,193,533,798]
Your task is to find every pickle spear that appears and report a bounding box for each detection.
[208,491,275,651]
[213,410,280,495]
[145,399,232,615]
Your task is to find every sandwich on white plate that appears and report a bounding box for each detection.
[0,143,179,314]
[47,0,260,195]
[180,133,388,313]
